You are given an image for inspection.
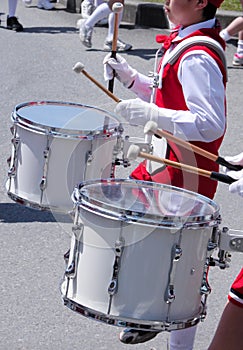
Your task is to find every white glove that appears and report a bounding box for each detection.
[222,152,243,196]
[115,98,160,126]
[225,152,243,166]
[103,53,137,88]
[115,98,174,132]
[225,165,243,197]
[228,174,243,197]
[226,169,243,181]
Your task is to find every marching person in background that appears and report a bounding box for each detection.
[79,0,132,51]
[22,0,54,10]
[208,152,243,350]
[220,0,243,66]
[6,0,23,31]
[103,0,227,348]
[80,0,108,25]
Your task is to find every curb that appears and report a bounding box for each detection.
[64,0,241,30]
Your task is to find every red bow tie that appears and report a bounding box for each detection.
[156,29,179,50]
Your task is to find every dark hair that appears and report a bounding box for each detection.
[203,2,217,20]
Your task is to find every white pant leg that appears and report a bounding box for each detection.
[106,9,123,41]
[8,0,18,17]
[85,2,111,28]
[170,326,197,350]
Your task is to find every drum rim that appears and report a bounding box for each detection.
[6,189,65,213]
[63,295,201,332]
[12,101,122,138]
[73,178,220,228]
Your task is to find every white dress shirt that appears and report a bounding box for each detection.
[131,19,226,142]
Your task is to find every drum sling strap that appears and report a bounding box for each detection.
[163,35,227,81]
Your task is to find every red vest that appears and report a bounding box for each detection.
[131,28,227,200]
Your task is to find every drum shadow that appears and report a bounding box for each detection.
[0,203,72,223]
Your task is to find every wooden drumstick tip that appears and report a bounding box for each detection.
[127,144,141,161]
[144,120,158,135]
[112,2,123,13]
[73,62,85,74]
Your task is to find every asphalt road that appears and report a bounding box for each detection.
[0,1,243,349]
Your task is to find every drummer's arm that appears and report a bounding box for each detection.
[103,53,152,101]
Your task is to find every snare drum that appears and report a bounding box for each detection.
[61,179,220,331]
[6,101,123,212]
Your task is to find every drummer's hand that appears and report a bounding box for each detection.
[225,167,243,197]
[103,53,137,88]
[225,152,243,166]
[115,98,163,126]
[223,152,243,196]
[227,171,243,197]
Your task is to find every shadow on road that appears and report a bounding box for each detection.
[22,26,77,34]
[85,48,159,61]
[0,202,72,223]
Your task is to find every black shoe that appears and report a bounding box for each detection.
[7,16,24,32]
[119,328,160,344]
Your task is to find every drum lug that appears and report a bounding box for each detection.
[108,279,118,295]
[86,150,93,164]
[65,215,83,278]
[165,244,182,304]
[200,256,212,296]
[108,237,125,296]
[39,145,50,200]
[7,137,20,178]
[8,166,16,178]
[200,230,219,296]
[39,177,47,191]
[63,249,70,267]
[200,281,211,295]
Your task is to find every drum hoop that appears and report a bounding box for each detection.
[63,296,202,332]
[12,101,122,139]
[7,190,64,213]
[78,200,219,229]
[74,179,220,228]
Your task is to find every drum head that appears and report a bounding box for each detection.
[12,101,121,138]
[73,179,220,228]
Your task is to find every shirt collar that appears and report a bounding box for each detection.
[175,18,216,41]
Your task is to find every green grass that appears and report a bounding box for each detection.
[146,0,242,12]
[221,0,242,11]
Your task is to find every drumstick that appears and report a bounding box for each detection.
[144,121,243,171]
[127,144,236,185]
[73,62,120,103]
[108,2,123,93]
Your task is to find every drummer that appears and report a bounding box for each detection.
[208,152,243,350]
[103,0,227,348]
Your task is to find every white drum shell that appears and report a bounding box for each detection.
[65,208,213,323]
[7,127,116,211]
[6,102,120,212]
